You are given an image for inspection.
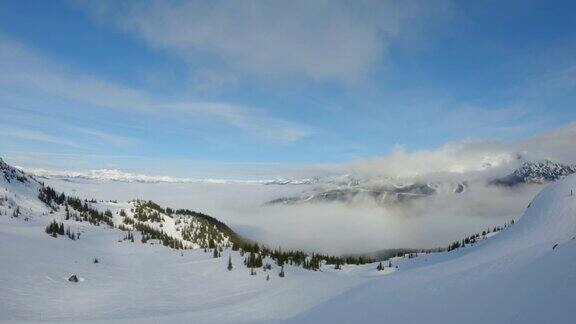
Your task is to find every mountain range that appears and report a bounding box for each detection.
[266,160,576,206]
[3,156,576,322]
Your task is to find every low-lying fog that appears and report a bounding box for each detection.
[34,123,576,254]
[42,178,539,255]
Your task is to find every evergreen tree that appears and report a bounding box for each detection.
[334,261,341,270]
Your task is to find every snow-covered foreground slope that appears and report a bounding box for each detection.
[0,159,382,323]
[0,205,383,322]
[0,217,380,323]
[291,175,576,323]
[2,157,576,323]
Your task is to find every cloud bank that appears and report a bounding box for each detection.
[32,123,576,254]
[78,0,452,84]
[0,38,312,143]
[329,122,576,180]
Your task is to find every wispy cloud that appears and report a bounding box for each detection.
[1,125,79,147]
[68,126,138,147]
[77,0,452,85]
[0,38,312,143]
[1,108,139,148]
[166,102,313,143]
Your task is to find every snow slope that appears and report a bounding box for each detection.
[0,159,380,323]
[2,157,576,323]
[290,174,576,323]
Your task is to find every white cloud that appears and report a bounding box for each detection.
[1,108,139,148]
[518,122,576,163]
[13,123,576,253]
[78,0,452,84]
[0,38,312,143]
[68,126,138,147]
[166,101,313,143]
[337,122,576,180]
[0,126,79,147]
[347,142,514,179]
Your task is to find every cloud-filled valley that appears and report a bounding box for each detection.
[29,123,576,254]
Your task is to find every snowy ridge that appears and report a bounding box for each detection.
[268,159,576,206]
[3,157,576,323]
[491,159,576,186]
[0,158,50,217]
[267,180,467,206]
[87,200,234,250]
[2,159,238,251]
[18,167,275,184]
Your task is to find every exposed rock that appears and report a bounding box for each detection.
[491,160,576,187]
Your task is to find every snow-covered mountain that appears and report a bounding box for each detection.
[267,160,576,206]
[266,179,467,206]
[291,173,576,323]
[1,158,240,250]
[491,160,576,187]
[1,157,377,269]
[18,167,274,184]
[2,156,576,322]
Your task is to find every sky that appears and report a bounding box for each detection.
[1,0,576,178]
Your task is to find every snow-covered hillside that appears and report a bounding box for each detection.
[0,158,380,323]
[267,160,576,206]
[2,156,576,323]
[291,174,576,323]
[491,159,576,186]
[266,181,467,206]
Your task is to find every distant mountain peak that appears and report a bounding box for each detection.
[491,160,576,187]
[266,180,467,206]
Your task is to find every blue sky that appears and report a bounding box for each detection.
[1,0,575,177]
